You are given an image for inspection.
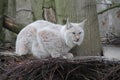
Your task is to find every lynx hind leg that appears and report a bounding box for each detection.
[32,41,50,59]
[16,42,29,56]
[38,30,61,58]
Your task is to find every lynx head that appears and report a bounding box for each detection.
[64,19,86,48]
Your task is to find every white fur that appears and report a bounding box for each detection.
[15,20,86,59]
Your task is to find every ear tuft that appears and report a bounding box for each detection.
[66,18,69,24]
[83,19,87,23]
[79,19,87,28]
[66,18,72,29]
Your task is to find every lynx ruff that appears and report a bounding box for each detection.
[16,19,86,59]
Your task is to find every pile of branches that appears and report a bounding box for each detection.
[0,55,120,80]
[102,32,120,46]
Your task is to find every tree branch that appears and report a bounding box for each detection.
[98,4,120,15]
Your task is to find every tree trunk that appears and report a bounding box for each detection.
[16,0,33,25]
[4,0,17,43]
[31,0,43,20]
[0,0,5,45]
[55,0,102,56]
[31,0,56,22]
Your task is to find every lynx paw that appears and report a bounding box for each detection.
[63,53,73,59]
[51,53,60,58]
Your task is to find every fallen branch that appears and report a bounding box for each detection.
[3,15,24,34]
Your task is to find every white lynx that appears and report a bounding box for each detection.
[15,19,86,59]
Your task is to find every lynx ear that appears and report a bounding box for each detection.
[66,18,72,29]
[79,19,87,28]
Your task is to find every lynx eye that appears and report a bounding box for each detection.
[72,32,75,34]
[78,32,82,34]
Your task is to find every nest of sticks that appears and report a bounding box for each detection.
[0,55,120,80]
[102,32,120,46]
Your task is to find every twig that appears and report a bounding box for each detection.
[65,66,80,80]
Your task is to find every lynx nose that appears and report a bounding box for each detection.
[76,39,79,42]
[75,36,80,42]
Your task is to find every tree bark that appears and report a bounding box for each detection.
[55,0,102,56]
[31,0,44,20]
[43,0,56,23]
[31,0,56,22]
[0,0,5,45]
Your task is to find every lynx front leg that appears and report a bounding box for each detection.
[16,43,29,56]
